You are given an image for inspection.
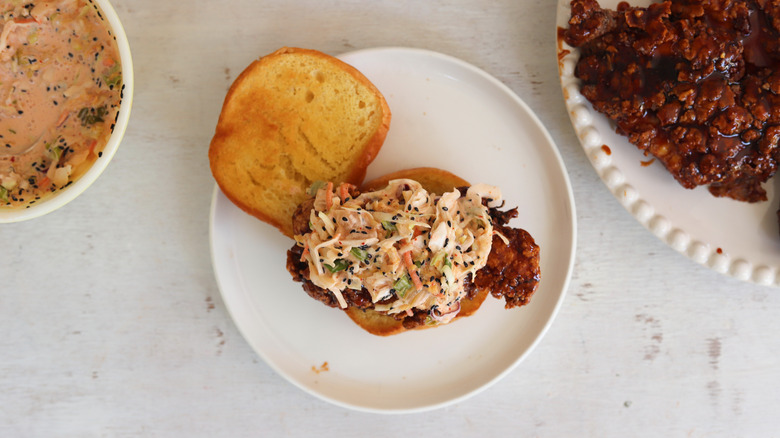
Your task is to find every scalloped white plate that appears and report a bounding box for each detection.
[557,0,780,286]
[209,47,576,412]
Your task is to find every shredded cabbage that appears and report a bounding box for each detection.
[295,179,502,319]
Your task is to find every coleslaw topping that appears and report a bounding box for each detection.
[294,178,505,323]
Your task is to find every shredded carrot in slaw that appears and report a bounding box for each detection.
[339,183,349,202]
[14,17,39,24]
[87,139,98,155]
[402,250,423,291]
[38,176,51,190]
[300,242,310,262]
[325,181,333,209]
[56,111,69,127]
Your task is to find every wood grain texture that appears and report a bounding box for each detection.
[1,0,778,436]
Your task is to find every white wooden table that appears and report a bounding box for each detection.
[2,0,777,436]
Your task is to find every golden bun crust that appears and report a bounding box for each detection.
[209,47,391,237]
[361,167,470,194]
[346,167,484,336]
[344,288,489,336]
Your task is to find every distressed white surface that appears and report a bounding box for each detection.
[1,0,778,436]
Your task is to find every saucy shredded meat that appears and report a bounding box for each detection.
[564,0,780,204]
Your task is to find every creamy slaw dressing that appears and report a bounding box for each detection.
[295,179,504,324]
[0,0,122,207]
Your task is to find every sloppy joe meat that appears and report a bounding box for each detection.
[564,0,780,203]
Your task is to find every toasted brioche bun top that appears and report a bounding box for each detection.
[209,47,391,237]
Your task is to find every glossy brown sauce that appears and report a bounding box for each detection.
[557,27,571,62]
[564,0,780,205]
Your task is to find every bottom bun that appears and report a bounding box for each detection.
[344,288,489,336]
[361,166,469,195]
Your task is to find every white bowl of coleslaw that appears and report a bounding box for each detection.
[0,0,133,223]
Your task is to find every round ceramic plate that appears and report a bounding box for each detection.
[557,0,780,286]
[209,47,576,412]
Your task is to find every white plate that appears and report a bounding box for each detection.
[557,0,780,286]
[209,47,576,412]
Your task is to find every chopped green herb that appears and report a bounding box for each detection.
[381,220,397,237]
[306,180,326,196]
[424,315,438,326]
[431,251,446,269]
[45,137,63,161]
[393,274,413,297]
[78,106,108,126]
[324,259,348,273]
[0,186,8,203]
[350,247,368,262]
[103,63,121,89]
[442,264,454,286]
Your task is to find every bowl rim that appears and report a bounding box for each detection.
[0,0,134,223]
